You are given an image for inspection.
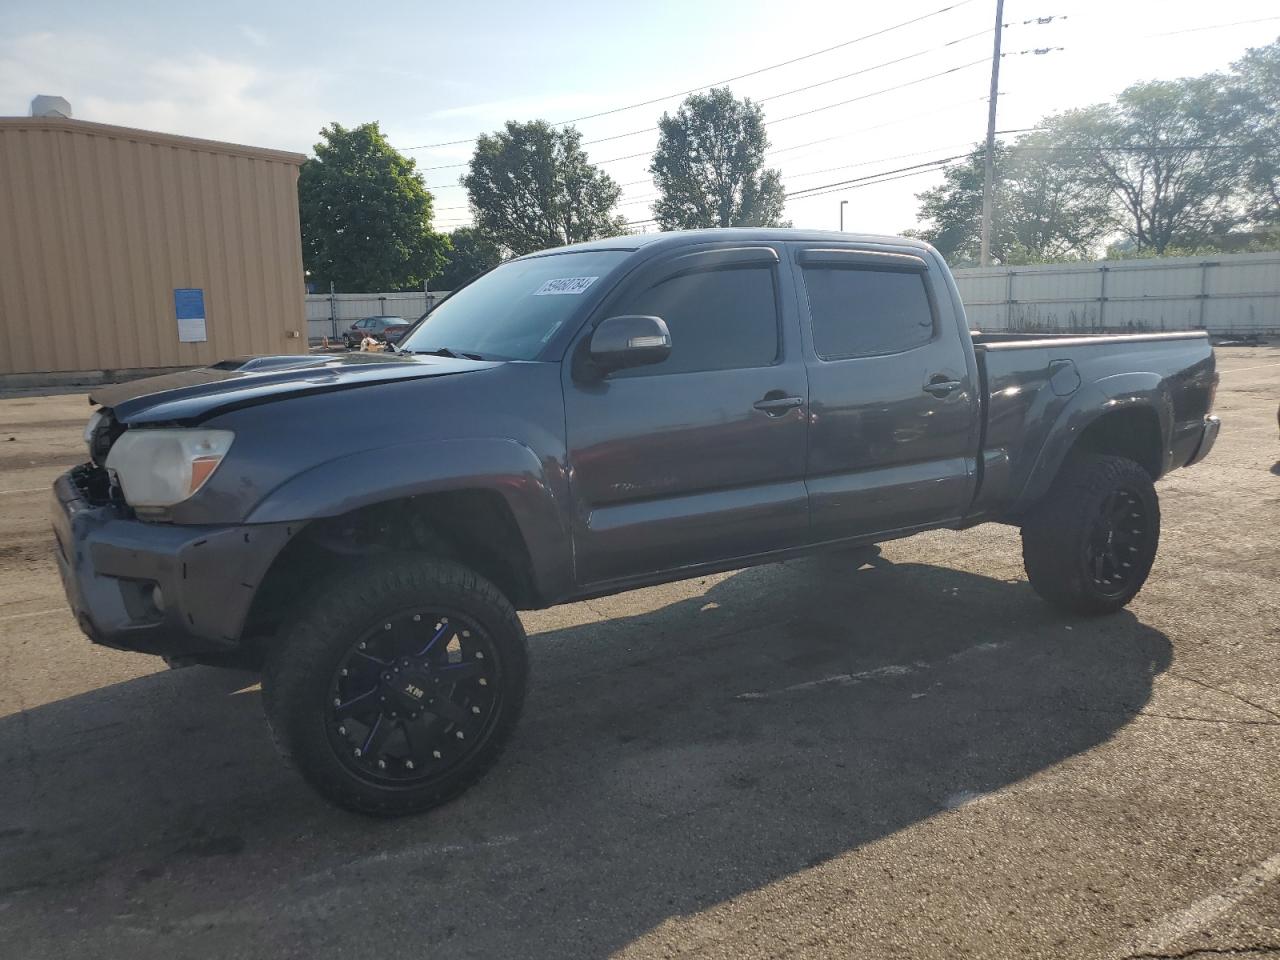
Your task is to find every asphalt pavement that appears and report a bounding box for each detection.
[1,347,1277,959]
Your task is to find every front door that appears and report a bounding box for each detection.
[563,244,809,586]
[795,245,979,540]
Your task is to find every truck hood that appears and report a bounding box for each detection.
[92,352,500,424]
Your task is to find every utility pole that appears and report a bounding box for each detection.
[839,200,848,232]
[979,0,1005,267]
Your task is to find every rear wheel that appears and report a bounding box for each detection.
[262,556,528,816]
[1021,454,1160,616]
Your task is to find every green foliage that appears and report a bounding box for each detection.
[1049,79,1248,254]
[1229,38,1280,227]
[1105,229,1280,260]
[299,122,447,292]
[463,121,625,257]
[434,227,503,291]
[907,140,1109,266]
[910,38,1280,261]
[906,146,1009,264]
[650,87,787,229]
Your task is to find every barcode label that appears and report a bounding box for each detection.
[533,276,598,296]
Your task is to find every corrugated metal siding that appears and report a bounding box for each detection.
[0,118,306,376]
[952,253,1280,334]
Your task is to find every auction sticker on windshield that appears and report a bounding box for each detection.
[533,277,598,296]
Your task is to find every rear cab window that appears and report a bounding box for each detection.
[799,250,935,360]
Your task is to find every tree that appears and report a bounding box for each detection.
[1002,128,1115,262]
[1229,38,1280,229]
[299,122,447,292]
[906,139,1110,265]
[906,145,1014,264]
[1051,79,1248,254]
[649,87,787,229]
[463,121,625,256]
[434,227,503,291]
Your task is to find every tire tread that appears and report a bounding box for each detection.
[1020,454,1160,616]
[262,555,527,817]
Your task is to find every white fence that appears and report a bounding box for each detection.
[305,292,451,342]
[302,250,1280,345]
[952,251,1280,335]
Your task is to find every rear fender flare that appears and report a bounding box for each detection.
[1012,372,1172,515]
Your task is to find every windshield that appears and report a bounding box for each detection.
[399,250,630,360]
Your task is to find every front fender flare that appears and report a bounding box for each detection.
[246,437,572,601]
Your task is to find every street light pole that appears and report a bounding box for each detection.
[839,200,848,232]
[979,0,1004,267]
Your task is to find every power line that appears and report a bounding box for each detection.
[767,57,987,125]
[785,141,979,180]
[399,0,978,152]
[614,142,979,212]
[759,28,991,104]
[783,139,1275,206]
[1144,14,1280,38]
[419,38,992,174]
[766,96,989,157]
[435,95,991,195]
[785,154,970,199]
[593,58,988,165]
[516,135,1262,224]
[401,9,1276,178]
[792,163,961,201]
[578,27,993,149]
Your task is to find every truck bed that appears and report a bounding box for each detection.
[966,330,1216,522]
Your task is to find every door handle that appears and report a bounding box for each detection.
[753,394,804,416]
[922,378,962,398]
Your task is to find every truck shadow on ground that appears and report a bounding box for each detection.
[0,556,1171,958]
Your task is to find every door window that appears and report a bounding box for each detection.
[802,266,934,360]
[614,265,779,376]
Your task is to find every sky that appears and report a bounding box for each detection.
[2,0,1279,236]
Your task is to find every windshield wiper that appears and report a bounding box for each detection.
[408,347,489,361]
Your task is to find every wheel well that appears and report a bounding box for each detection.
[242,490,538,647]
[1072,406,1163,479]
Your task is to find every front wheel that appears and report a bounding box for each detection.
[1020,454,1160,616]
[262,556,528,816]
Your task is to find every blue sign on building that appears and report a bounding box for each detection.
[174,288,207,343]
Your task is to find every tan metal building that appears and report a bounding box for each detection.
[0,116,307,384]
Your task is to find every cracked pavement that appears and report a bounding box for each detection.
[0,347,1278,959]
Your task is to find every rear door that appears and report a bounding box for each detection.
[794,245,978,539]
[563,244,809,586]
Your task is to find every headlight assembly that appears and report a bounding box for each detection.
[104,429,235,508]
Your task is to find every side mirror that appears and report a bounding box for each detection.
[588,315,671,374]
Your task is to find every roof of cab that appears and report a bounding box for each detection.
[519,228,936,259]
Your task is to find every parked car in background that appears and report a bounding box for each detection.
[343,316,410,349]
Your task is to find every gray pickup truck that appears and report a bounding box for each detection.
[52,229,1220,816]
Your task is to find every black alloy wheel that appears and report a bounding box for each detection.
[263,556,528,816]
[1021,453,1161,616]
[1084,487,1149,598]
[327,608,501,783]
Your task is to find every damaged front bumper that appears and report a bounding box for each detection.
[51,465,296,659]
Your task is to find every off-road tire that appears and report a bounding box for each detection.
[1021,454,1160,616]
[262,555,528,817]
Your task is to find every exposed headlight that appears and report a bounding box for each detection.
[105,429,235,508]
[83,410,104,452]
